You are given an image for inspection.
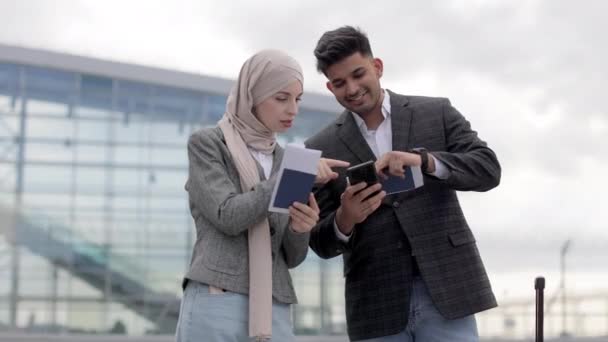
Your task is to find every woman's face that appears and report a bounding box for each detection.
[254,80,303,133]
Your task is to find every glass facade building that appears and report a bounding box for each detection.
[0,44,346,336]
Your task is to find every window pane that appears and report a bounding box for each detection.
[23,166,72,194]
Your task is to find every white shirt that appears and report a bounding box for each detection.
[350,89,393,158]
[334,90,450,241]
[248,148,273,180]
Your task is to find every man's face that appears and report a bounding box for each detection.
[325,52,384,118]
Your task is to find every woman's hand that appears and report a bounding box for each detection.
[289,193,320,233]
[315,158,350,184]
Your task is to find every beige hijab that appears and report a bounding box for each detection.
[218,49,303,341]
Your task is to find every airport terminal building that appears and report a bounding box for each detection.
[0,43,346,335]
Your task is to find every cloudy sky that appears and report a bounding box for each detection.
[1,0,606,299]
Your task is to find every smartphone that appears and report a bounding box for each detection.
[346,160,380,199]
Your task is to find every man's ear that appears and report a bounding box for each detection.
[373,58,384,78]
[326,81,334,93]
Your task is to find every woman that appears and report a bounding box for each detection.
[176,50,348,341]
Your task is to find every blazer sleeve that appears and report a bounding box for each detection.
[281,226,311,268]
[303,146,350,259]
[309,209,350,259]
[185,131,277,236]
[430,99,501,192]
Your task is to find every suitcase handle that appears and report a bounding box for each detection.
[535,277,545,342]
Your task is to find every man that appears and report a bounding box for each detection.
[305,26,501,341]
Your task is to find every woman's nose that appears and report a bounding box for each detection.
[287,99,298,116]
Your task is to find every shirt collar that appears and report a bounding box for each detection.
[351,89,391,131]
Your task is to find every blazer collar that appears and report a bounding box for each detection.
[387,89,413,152]
[337,110,376,163]
[336,89,413,162]
[219,127,284,181]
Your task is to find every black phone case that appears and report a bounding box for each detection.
[346,160,378,186]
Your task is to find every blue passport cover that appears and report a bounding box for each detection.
[380,167,416,194]
[272,168,316,209]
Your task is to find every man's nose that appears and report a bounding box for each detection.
[346,80,359,97]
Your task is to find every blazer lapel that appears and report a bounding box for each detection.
[384,91,414,205]
[388,90,412,152]
[269,144,287,231]
[271,144,284,176]
[337,111,376,163]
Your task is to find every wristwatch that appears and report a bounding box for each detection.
[409,147,429,173]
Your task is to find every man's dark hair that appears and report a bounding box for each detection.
[314,26,373,75]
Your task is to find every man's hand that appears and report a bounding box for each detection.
[315,158,350,185]
[375,151,422,178]
[335,182,386,235]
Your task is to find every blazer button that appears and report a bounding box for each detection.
[397,241,403,249]
[392,201,400,208]
[269,227,275,236]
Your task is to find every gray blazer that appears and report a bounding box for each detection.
[183,126,310,304]
[305,91,501,340]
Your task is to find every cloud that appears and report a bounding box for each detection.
[173,0,608,167]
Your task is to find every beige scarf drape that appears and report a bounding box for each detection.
[218,49,303,341]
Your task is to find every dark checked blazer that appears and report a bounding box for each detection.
[305,90,501,341]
